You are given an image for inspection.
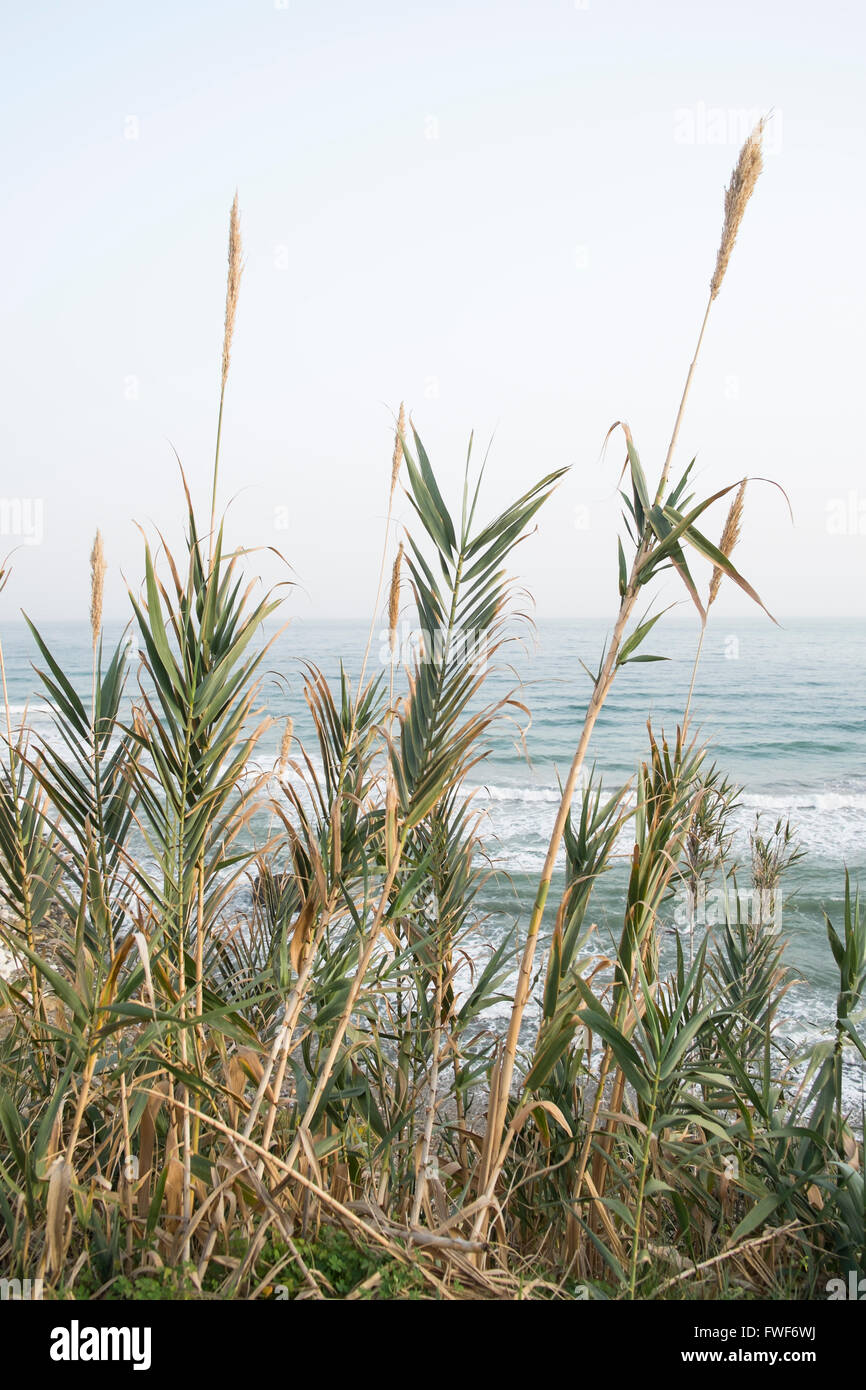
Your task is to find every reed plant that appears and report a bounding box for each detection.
[0,130,863,1300]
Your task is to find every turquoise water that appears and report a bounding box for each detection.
[3,614,865,1097]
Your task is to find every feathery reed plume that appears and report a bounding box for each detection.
[653,120,765,509]
[89,530,106,650]
[221,192,244,392]
[277,717,293,780]
[390,403,405,496]
[388,542,403,654]
[710,121,764,301]
[210,193,244,569]
[708,480,747,608]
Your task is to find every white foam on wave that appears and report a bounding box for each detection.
[742,791,866,813]
[469,780,866,814]
[468,783,564,803]
[468,780,866,869]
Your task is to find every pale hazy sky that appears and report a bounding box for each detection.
[2,0,864,628]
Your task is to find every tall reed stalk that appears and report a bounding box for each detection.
[477,119,768,1227]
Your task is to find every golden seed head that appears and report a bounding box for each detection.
[221,192,244,390]
[89,529,106,650]
[708,480,747,607]
[710,121,764,301]
[388,542,403,652]
[390,402,405,495]
[277,716,293,780]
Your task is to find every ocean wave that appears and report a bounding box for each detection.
[741,791,866,813]
[468,781,866,814]
[468,783,565,803]
[465,784,866,871]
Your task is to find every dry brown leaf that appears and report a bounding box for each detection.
[46,1156,72,1276]
[289,896,317,976]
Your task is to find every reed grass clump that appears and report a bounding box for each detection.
[0,150,862,1303]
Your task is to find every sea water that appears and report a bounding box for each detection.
[3,614,864,1109]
